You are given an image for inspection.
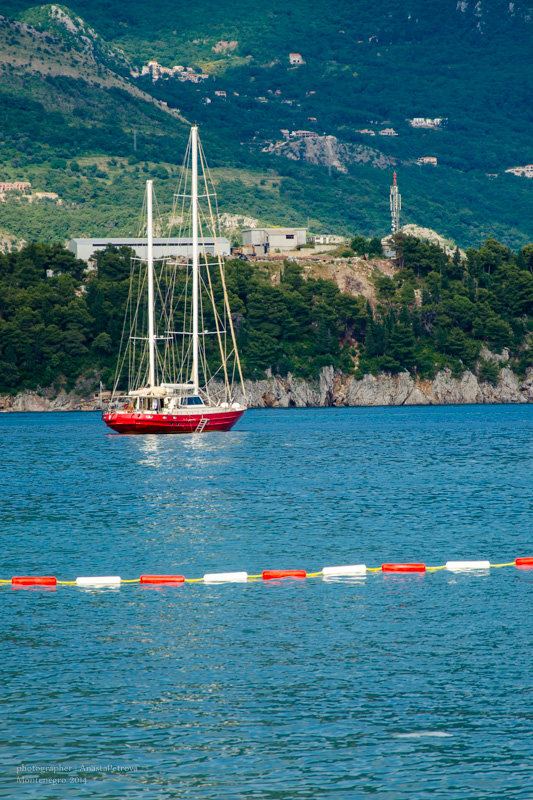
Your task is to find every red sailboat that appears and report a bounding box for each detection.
[103,126,246,434]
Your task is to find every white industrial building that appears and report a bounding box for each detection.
[68,237,231,262]
[242,227,307,256]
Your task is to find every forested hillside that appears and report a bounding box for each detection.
[0,239,531,395]
[0,1,532,247]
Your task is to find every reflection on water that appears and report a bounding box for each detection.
[136,434,167,468]
[133,430,244,471]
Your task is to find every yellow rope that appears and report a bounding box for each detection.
[1,560,523,589]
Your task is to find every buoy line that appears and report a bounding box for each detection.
[1,558,532,588]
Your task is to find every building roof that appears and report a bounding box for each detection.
[69,237,228,245]
[241,227,306,234]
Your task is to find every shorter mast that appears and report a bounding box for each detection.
[146,179,156,388]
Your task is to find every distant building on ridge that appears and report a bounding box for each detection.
[242,227,307,255]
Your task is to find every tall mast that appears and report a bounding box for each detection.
[146,179,156,388]
[191,125,200,394]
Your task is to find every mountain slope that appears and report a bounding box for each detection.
[0,2,531,247]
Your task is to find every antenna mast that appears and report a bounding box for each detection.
[390,171,401,234]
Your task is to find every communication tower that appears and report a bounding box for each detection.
[390,171,401,234]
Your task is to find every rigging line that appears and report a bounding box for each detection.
[132,259,150,392]
[198,230,225,395]
[167,269,177,383]
[112,255,132,398]
[113,254,137,399]
[173,136,192,239]
[136,186,147,238]
[197,224,209,391]
[199,139,245,397]
[128,258,141,392]
[203,258,231,398]
[152,184,165,241]
[113,245,143,399]
[165,259,182,382]
[176,264,189,386]
[201,266,228,343]
[200,138,221,227]
[130,260,149,391]
[151,270,178,375]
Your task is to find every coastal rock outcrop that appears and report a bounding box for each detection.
[233,366,533,408]
[1,367,532,412]
[0,390,96,412]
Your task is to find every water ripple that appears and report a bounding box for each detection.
[0,406,532,799]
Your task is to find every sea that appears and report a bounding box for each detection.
[1,405,532,799]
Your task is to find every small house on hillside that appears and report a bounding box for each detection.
[289,53,304,65]
[0,181,31,193]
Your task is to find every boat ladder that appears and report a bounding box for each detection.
[195,418,209,433]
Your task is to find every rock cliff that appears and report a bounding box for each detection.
[2,367,531,413]
[233,366,533,408]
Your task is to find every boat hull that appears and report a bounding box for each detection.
[102,408,245,434]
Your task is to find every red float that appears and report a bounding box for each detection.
[140,575,185,584]
[262,569,307,580]
[382,563,426,573]
[515,557,533,568]
[12,576,57,586]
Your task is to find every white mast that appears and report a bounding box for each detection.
[191,125,200,394]
[146,179,156,388]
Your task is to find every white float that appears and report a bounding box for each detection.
[322,564,367,576]
[203,571,248,583]
[445,560,491,571]
[76,576,122,587]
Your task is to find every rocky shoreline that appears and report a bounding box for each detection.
[1,366,532,412]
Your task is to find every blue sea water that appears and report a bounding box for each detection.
[0,405,532,799]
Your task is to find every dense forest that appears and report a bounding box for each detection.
[0,237,531,395]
